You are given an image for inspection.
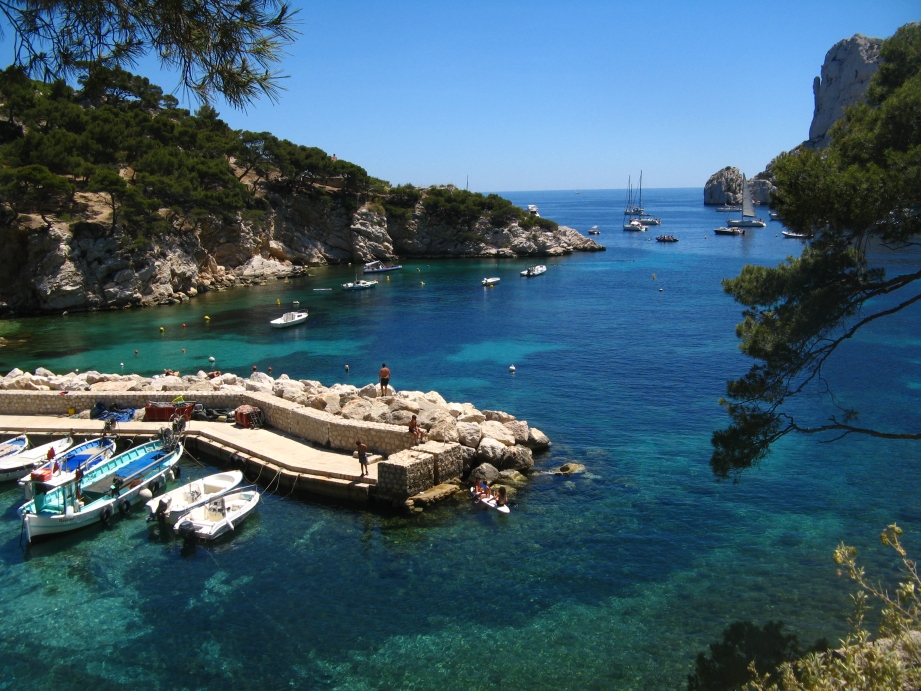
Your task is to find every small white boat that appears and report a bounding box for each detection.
[175,489,260,541]
[0,436,73,482]
[716,205,742,212]
[146,470,243,524]
[714,226,745,236]
[782,230,813,239]
[769,211,780,220]
[270,311,308,328]
[520,265,547,277]
[362,260,402,274]
[587,226,600,235]
[638,215,661,226]
[482,277,501,286]
[623,219,646,232]
[313,288,332,291]
[526,204,540,217]
[342,280,378,291]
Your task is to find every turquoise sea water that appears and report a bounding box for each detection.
[1,188,920,690]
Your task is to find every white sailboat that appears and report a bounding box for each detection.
[623,176,646,231]
[727,175,766,228]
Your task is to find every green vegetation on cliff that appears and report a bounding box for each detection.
[0,65,549,242]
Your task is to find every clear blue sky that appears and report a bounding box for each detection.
[3,1,919,191]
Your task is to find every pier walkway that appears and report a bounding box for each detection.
[0,415,378,501]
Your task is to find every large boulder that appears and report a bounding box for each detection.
[445,402,465,418]
[274,380,305,401]
[480,420,516,446]
[368,402,391,423]
[468,462,499,485]
[525,427,552,450]
[249,371,275,386]
[456,421,482,448]
[503,420,530,445]
[389,409,415,426]
[341,398,373,421]
[418,406,453,430]
[484,409,515,423]
[501,445,534,472]
[476,437,507,466]
[158,375,186,391]
[4,368,23,379]
[459,445,478,476]
[389,397,421,414]
[34,366,55,378]
[359,383,378,399]
[427,418,459,443]
[423,391,447,406]
[704,166,742,205]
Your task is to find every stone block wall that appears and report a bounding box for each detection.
[376,449,435,501]
[415,441,463,484]
[0,390,240,416]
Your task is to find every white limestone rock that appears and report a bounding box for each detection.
[427,418,459,443]
[4,368,23,379]
[423,391,447,406]
[476,437,507,465]
[809,33,882,148]
[341,398,373,421]
[480,420,516,446]
[417,406,453,431]
[34,367,55,377]
[390,397,421,414]
[389,409,416,426]
[368,402,391,423]
[445,402,465,418]
[526,427,552,450]
[483,409,515,423]
[359,383,379,399]
[501,445,534,472]
[456,421,482,449]
[703,167,742,205]
[159,375,186,392]
[503,420,530,445]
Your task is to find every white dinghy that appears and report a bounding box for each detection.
[270,311,308,328]
[146,470,243,525]
[0,436,73,482]
[0,434,29,461]
[175,489,260,542]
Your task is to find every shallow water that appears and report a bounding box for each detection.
[1,189,919,690]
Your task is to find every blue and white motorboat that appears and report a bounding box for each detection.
[19,436,117,498]
[520,265,547,277]
[175,489,261,541]
[20,430,183,543]
[342,279,378,291]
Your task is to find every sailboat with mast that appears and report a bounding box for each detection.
[727,175,766,228]
[635,171,660,226]
[623,175,645,231]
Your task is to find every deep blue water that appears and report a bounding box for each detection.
[0,188,919,690]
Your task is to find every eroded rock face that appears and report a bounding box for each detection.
[476,437,507,465]
[809,33,882,148]
[501,445,534,472]
[703,167,742,206]
[468,463,499,485]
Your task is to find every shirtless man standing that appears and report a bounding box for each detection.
[379,363,391,395]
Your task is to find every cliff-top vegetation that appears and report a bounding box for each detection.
[0,65,555,243]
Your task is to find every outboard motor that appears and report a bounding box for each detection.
[177,520,197,542]
[154,496,172,523]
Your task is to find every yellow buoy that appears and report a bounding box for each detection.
[159,327,164,332]
[204,316,211,321]
[276,299,280,305]
[420,281,425,285]
[652,274,656,280]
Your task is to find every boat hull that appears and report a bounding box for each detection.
[270,312,308,328]
[726,218,766,228]
[714,227,744,236]
[22,442,183,543]
[0,437,73,482]
[175,489,260,541]
[145,470,244,525]
[362,265,402,273]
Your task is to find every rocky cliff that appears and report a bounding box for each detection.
[807,33,882,149]
[0,190,603,315]
[704,31,882,205]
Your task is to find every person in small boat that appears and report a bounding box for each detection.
[492,485,508,507]
[408,415,425,445]
[356,439,369,477]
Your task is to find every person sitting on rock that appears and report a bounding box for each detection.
[207,370,222,379]
[408,415,425,445]
[493,485,508,507]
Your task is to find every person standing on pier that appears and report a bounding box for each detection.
[379,363,391,396]
[356,440,369,477]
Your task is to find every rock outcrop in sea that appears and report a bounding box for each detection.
[704,32,882,205]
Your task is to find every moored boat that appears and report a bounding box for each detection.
[716,205,741,212]
[270,311,308,328]
[362,260,402,273]
[520,265,547,277]
[655,235,678,243]
[482,277,500,286]
[623,218,646,232]
[782,230,813,239]
[342,279,378,291]
[727,175,766,227]
[20,430,183,543]
[175,489,260,542]
[0,434,28,461]
[19,436,116,497]
[146,470,244,525]
[587,226,601,235]
[714,226,745,236]
[0,436,73,482]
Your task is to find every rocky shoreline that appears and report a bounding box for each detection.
[1,367,553,496]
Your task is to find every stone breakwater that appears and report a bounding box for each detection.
[0,367,552,508]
